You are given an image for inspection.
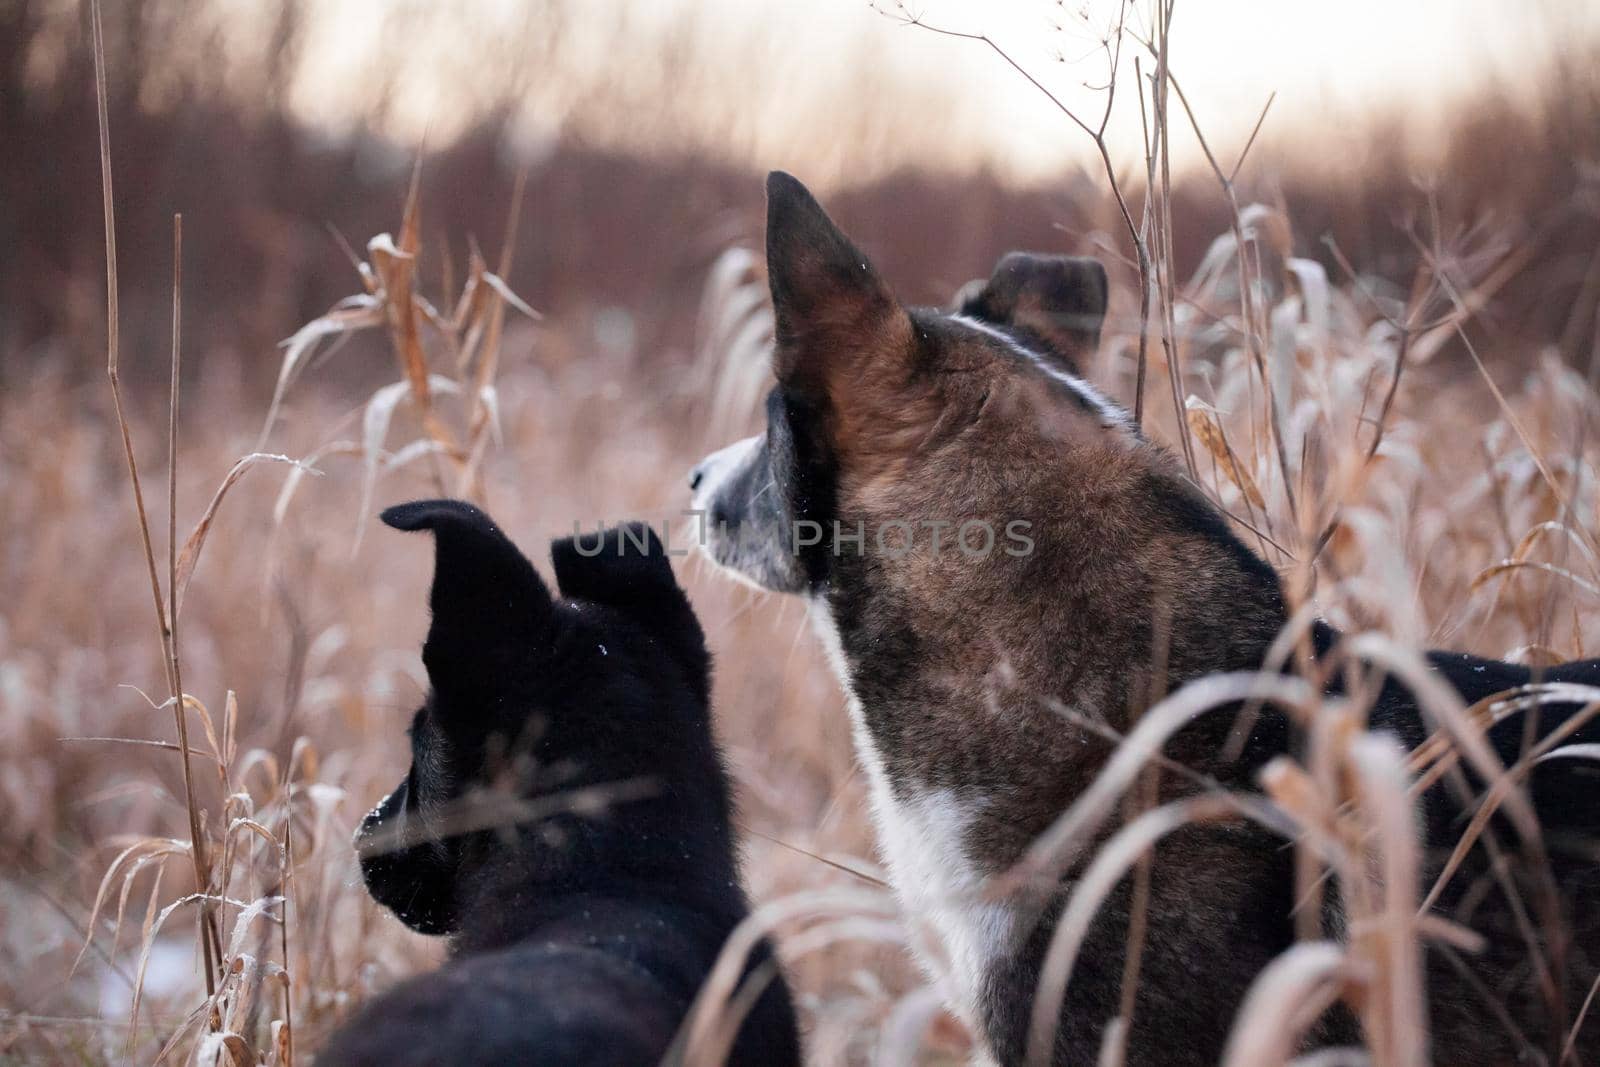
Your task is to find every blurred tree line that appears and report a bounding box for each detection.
[3,0,1598,396]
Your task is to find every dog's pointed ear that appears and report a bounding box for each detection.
[551,523,685,610]
[765,171,913,401]
[957,252,1108,372]
[382,500,553,699]
[551,523,709,697]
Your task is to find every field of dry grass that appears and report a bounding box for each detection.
[7,2,1600,1065]
[7,199,1600,1064]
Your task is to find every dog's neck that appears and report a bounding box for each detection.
[810,475,1290,871]
[442,777,745,956]
[797,481,1289,1038]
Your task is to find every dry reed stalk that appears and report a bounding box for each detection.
[1024,794,1263,1065]
[1219,943,1349,1067]
[1188,396,1268,508]
[673,887,898,1066]
[1001,671,1315,898]
[89,0,219,1004]
[1149,0,1201,481]
[258,176,536,554]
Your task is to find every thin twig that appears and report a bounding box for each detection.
[1167,69,1296,520]
[1229,91,1277,186]
[279,774,296,1067]
[1134,54,1154,428]
[881,1,1154,428]
[1429,251,1594,555]
[1153,2,1199,476]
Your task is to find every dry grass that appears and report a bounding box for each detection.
[5,3,1600,1066]
[8,200,1597,1064]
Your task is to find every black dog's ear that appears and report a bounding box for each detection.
[551,523,685,610]
[382,499,554,702]
[552,523,708,695]
[958,252,1108,373]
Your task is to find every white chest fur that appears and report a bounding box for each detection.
[807,601,1018,1035]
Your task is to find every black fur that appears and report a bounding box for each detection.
[767,387,839,590]
[319,501,801,1067]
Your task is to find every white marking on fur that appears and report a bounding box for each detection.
[808,599,1016,1042]
[951,313,1132,431]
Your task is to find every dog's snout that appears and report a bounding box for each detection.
[688,462,706,492]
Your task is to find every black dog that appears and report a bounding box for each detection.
[319,501,801,1066]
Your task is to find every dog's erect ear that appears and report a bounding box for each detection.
[958,252,1108,372]
[382,499,553,701]
[552,522,709,695]
[765,172,913,404]
[551,523,685,610]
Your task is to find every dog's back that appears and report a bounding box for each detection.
[319,503,800,1066]
[325,901,795,1066]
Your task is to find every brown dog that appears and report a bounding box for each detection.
[689,172,1600,1065]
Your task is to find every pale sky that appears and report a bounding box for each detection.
[285,0,1599,184]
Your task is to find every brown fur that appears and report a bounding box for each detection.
[955,251,1109,374]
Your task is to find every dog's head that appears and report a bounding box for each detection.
[354,501,709,935]
[689,171,1139,599]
